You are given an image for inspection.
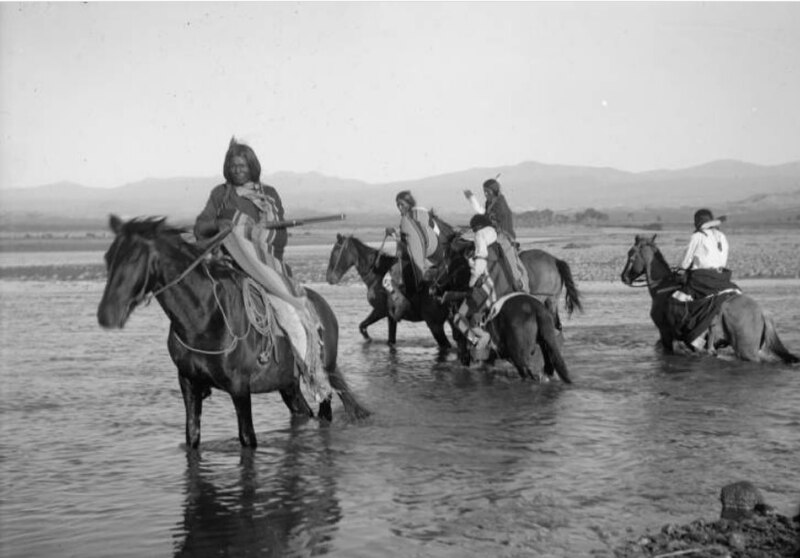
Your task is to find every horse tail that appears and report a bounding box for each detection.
[555,258,583,316]
[762,314,800,364]
[328,367,373,420]
[536,309,572,384]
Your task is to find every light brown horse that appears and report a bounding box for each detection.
[97,215,370,449]
[620,234,798,363]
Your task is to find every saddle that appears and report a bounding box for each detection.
[667,290,739,347]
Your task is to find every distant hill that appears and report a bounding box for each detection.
[2,159,799,229]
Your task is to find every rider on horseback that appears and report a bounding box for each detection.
[194,138,329,400]
[675,208,741,350]
[464,178,528,292]
[382,190,440,319]
[450,214,499,361]
[678,209,737,296]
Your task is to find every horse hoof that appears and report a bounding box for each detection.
[318,400,333,422]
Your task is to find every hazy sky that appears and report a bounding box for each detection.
[2,2,799,189]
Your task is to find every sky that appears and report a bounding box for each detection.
[1,2,800,190]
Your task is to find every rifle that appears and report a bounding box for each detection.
[261,213,347,229]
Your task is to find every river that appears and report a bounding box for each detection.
[1,248,798,557]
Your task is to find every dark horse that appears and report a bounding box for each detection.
[326,234,450,347]
[97,215,370,449]
[620,234,799,363]
[431,234,572,382]
[326,212,458,349]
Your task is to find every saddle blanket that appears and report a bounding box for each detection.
[485,292,532,323]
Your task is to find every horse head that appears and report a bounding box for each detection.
[326,234,356,285]
[97,214,171,328]
[620,234,664,286]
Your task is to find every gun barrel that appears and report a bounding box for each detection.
[262,213,347,229]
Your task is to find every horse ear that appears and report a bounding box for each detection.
[651,234,657,243]
[109,214,123,235]
[336,233,342,241]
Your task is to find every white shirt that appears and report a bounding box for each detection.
[680,227,729,270]
[469,226,498,286]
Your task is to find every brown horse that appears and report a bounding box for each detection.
[97,215,370,449]
[430,235,572,382]
[620,234,799,363]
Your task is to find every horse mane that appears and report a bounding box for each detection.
[119,216,205,260]
[345,234,396,273]
[638,236,674,276]
[121,216,187,239]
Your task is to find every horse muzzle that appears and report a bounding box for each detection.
[97,297,131,329]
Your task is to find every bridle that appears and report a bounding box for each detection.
[623,239,680,292]
[108,226,232,310]
[329,235,353,282]
[622,243,650,288]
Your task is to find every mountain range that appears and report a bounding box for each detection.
[2,159,799,227]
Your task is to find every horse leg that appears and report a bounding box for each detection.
[279,383,314,418]
[358,307,385,341]
[229,390,258,448]
[428,320,452,350]
[536,307,572,384]
[318,395,333,422]
[387,316,398,346]
[544,296,562,331]
[178,373,206,450]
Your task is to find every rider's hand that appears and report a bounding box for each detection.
[463,189,473,199]
[385,227,396,237]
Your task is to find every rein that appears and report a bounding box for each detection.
[369,233,389,272]
[624,241,680,292]
[171,263,251,356]
[148,226,233,300]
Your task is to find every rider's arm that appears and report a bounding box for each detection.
[719,232,729,267]
[194,185,229,240]
[680,233,702,270]
[464,191,485,214]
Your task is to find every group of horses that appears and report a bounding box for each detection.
[325,221,582,383]
[96,215,798,450]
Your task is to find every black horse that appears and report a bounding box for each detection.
[97,215,370,449]
[431,234,572,382]
[326,212,458,349]
[326,234,456,348]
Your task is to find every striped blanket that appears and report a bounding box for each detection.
[224,211,330,403]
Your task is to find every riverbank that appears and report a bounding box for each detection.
[2,225,797,282]
[615,513,799,557]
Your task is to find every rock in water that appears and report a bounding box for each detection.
[720,481,766,521]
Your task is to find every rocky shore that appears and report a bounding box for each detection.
[614,483,800,558]
[2,227,799,283]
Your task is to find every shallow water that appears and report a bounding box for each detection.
[1,248,799,558]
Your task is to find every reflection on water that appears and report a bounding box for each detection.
[174,426,341,557]
[1,270,799,557]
